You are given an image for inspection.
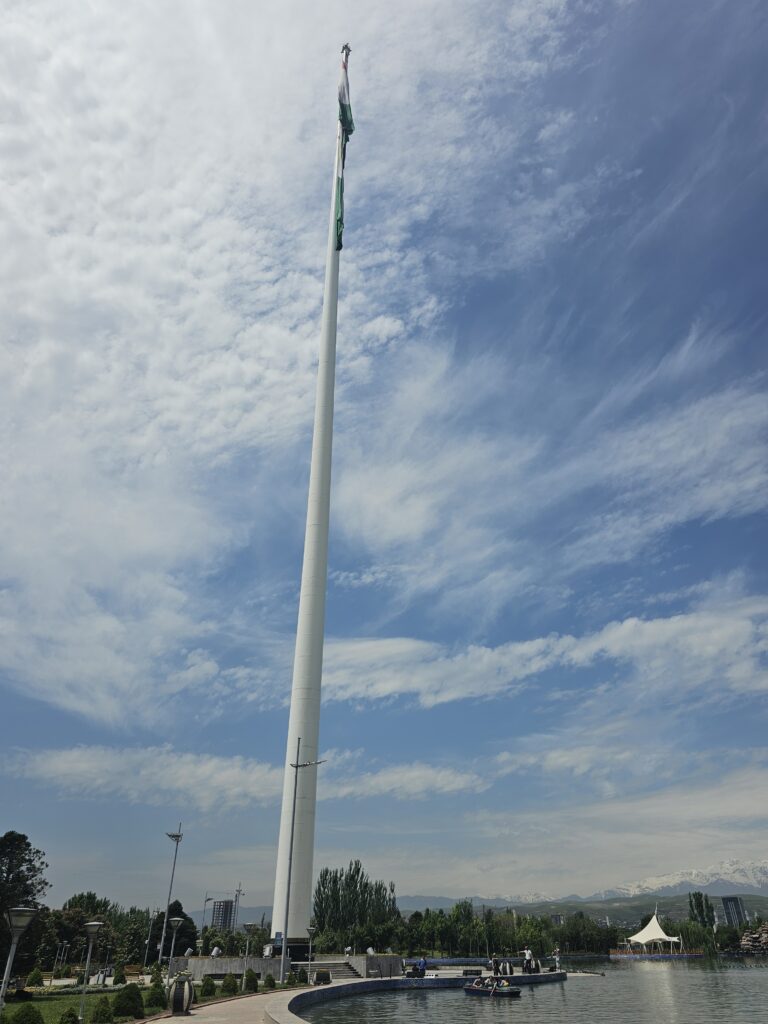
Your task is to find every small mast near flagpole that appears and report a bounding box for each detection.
[271,45,355,954]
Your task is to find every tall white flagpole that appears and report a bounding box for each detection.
[271,46,352,948]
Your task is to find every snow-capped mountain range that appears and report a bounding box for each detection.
[585,859,768,899]
[399,860,768,911]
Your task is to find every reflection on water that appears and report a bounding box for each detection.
[301,961,768,1024]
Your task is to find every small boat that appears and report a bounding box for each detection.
[464,980,521,998]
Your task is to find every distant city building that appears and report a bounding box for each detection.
[721,895,748,928]
[211,899,234,931]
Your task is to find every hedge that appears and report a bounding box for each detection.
[112,983,144,1019]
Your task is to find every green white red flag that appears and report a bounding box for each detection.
[335,52,354,250]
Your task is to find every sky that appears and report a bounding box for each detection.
[1,0,767,914]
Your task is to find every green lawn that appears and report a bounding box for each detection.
[4,992,87,1024]
[1,981,307,1024]
[2,990,161,1024]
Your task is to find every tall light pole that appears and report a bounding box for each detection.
[233,883,244,934]
[157,825,183,974]
[143,909,159,972]
[77,921,103,1024]
[167,918,183,980]
[307,926,315,975]
[0,907,38,1013]
[279,738,325,984]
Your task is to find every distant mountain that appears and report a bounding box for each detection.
[587,860,768,899]
[396,893,553,912]
[187,861,768,925]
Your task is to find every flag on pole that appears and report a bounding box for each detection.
[336,46,354,250]
[338,48,354,136]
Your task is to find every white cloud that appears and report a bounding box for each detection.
[321,588,768,707]
[8,746,285,813]
[7,744,487,812]
[1,0,622,724]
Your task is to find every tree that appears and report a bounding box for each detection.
[200,976,215,998]
[90,997,113,1024]
[220,974,238,997]
[143,984,166,1011]
[149,901,197,966]
[688,891,715,928]
[243,969,258,993]
[313,860,400,951]
[112,983,145,1019]
[9,1005,44,1024]
[0,833,50,909]
[0,833,50,966]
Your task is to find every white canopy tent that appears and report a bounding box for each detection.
[626,912,681,952]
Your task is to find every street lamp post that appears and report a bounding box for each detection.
[167,918,184,980]
[0,907,38,1013]
[157,825,183,975]
[307,926,315,980]
[101,944,111,986]
[240,924,259,992]
[77,921,103,1024]
[279,738,325,985]
[51,941,65,985]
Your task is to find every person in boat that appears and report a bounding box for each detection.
[416,955,427,977]
[520,947,533,973]
[472,978,484,988]
[490,955,500,975]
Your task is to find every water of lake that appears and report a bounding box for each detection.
[301,961,768,1024]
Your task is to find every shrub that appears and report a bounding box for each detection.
[75,974,85,986]
[59,1009,79,1024]
[91,996,113,1024]
[285,972,297,987]
[243,969,258,993]
[220,974,238,997]
[200,977,215,998]
[112,966,126,987]
[11,1006,44,1024]
[264,974,276,990]
[25,969,44,988]
[149,964,162,986]
[111,983,144,1020]
[62,966,72,979]
[297,968,307,985]
[143,984,166,1011]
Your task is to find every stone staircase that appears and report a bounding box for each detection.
[296,960,362,981]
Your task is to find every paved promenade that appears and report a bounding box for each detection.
[185,972,575,1024]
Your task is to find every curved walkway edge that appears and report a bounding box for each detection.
[262,973,568,1024]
